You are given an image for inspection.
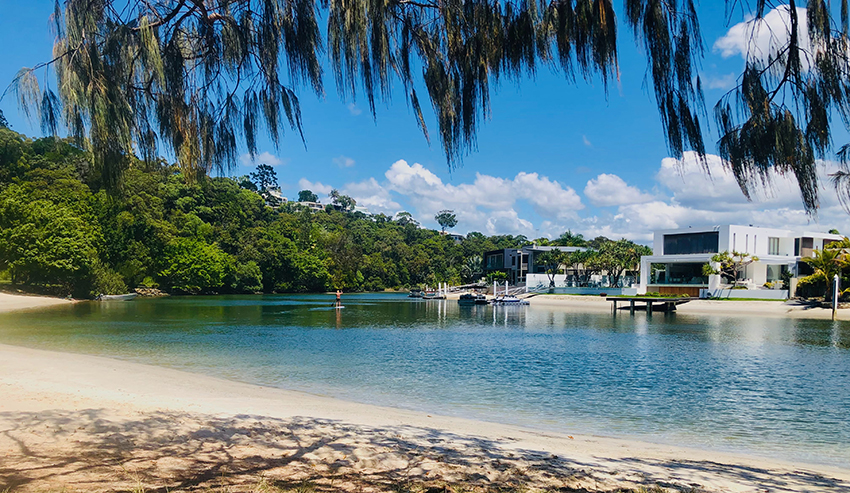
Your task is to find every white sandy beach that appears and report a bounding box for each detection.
[1,343,849,493]
[0,292,73,313]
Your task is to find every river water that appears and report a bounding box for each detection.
[1,293,848,466]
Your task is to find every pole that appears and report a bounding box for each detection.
[833,274,840,321]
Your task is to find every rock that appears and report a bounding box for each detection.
[134,287,168,297]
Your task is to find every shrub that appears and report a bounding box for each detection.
[158,238,231,294]
[89,262,128,296]
[230,261,263,293]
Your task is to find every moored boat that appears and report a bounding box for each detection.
[491,296,529,306]
[458,293,487,305]
[96,293,138,301]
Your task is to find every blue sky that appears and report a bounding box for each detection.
[3,1,850,241]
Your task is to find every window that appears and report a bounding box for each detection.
[486,253,504,269]
[768,237,780,255]
[663,232,719,255]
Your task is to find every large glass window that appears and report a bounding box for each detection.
[663,232,719,255]
[651,263,708,285]
[485,253,503,269]
[768,237,780,255]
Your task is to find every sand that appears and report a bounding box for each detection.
[1,343,849,493]
[0,292,73,313]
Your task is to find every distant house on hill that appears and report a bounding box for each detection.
[294,201,324,212]
[638,224,844,298]
[440,231,465,243]
[483,245,585,285]
[265,188,286,207]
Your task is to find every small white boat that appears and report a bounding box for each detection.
[491,296,529,306]
[96,293,138,301]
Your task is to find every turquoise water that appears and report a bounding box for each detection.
[0,293,848,466]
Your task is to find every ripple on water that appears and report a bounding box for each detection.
[0,293,848,466]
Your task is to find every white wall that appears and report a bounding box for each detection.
[726,225,793,256]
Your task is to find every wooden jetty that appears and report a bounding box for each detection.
[607,296,691,314]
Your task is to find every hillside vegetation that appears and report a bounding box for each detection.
[0,130,534,297]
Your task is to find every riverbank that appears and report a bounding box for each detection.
[1,344,848,493]
[527,294,850,320]
[0,292,74,313]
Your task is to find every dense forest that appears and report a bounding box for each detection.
[0,128,652,298]
[0,129,553,297]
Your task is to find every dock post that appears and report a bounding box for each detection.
[612,299,617,313]
[646,301,653,317]
[629,300,635,315]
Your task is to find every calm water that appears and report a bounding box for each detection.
[1,293,849,466]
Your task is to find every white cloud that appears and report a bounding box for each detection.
[513,172,584,220]
[239,151,285,167]
[383,160,583,231]
[584,173,654,207]
[297,178,333,197]
[656,151,804,210]
[347,103,362,116]
[714,6,815,71]
[704,72,737,90]
[582,135,592,147]
[333,155,356,168]
[588,152,850,241]
[342,178,401,214]
[293,155,850,241]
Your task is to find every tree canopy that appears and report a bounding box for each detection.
[10,0,850,216]
[435,209,458,232]
[298,189,319,202]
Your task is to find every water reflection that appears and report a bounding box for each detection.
[0,293,848,466]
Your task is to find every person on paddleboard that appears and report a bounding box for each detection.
[335,289,342,308]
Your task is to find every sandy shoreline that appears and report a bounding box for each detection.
[0,292,74,313]
[1,343,849,493]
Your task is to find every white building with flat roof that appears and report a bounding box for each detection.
[638,225,843,297]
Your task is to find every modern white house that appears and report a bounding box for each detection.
[638,225,844,298]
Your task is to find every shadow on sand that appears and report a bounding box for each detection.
[1,409,848,493]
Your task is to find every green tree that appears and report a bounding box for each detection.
[553,230,587,247]
[0,109,8,129]
[801,248,847,300]
[329,189,356,211]
[298,190,319,202]
[435,210,458,233]
[0,197,100,296]
[250,164,281,206]
[486,271,508,283]
[535,249,567,291]
[158,238,232,294]
[460,255,483,283]
[566,250,599,287]
[596,239,651,287]
[395,211,418,227]
[703,251,760,288]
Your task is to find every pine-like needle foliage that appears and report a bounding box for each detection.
[9,0,624,185]
[716,0,850,215]
[15,0,850,219]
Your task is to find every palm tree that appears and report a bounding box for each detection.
[802,249,847,300]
